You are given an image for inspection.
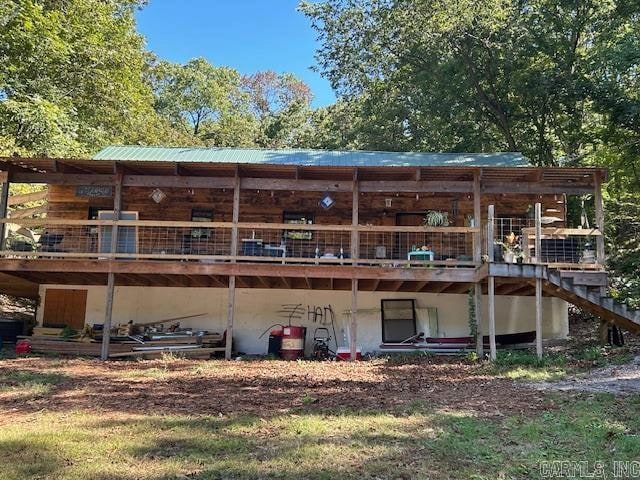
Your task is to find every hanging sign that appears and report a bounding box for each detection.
[76,185,113,197]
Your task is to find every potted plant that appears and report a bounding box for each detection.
[499,232,522,263]
[423,210,450,227]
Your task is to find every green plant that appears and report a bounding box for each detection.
[301,393,318,405]
[59,326,77,339]
[467,288,477,338]
[423,210,450,227]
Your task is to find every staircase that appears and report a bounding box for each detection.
[488,263,640,335]
[545,270,640,335]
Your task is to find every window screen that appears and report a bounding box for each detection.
[381,299,417,343]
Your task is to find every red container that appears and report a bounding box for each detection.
[15,340,32,355]
[280,326,306,360]
[336,347,362,361]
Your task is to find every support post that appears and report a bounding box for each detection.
[535,277,543,359]
[100,272,115,360]
[350,278,358,361]
[226,173,240,360]
[487,204,496,360]
[0,173,9,251]
[351,170,359,265]
[594,173,605,265]
[100,169,122,360]
[488,276,496,361]
[487,205,495,262]
[225,275,236,360]
[109,168,123,256]
[534,202,542,263]
[473,170,482,262]
[474,283,484,358]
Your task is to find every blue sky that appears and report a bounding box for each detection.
[136,0,336,107]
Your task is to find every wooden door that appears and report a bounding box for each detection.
[42,289,88,329]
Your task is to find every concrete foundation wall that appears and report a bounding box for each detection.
[36,285,569,354]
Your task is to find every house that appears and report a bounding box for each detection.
[1,146,638,360]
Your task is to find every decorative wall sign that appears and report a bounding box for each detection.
[76,185,113,197]
[318,192,335,210]
[149,188,167,204]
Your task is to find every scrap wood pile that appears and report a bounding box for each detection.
[18,314,225,359]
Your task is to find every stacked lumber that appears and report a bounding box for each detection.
[21,337,134,356]
[32,327,64,336]
[21,312,225,359]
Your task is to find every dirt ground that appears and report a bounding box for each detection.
[532,354,640,394]
[0,355,551,422]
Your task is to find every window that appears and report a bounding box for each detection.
[88,207,101,220]
[381,299,417,343]
[191,209,213,238]
[283,212,314,240]
[87,207,101,235]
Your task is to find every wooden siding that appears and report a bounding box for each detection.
[47,185,565,225]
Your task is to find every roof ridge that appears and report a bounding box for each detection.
[96,145,524,156]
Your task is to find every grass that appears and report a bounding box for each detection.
[0,394,638,479]
[479,350,569,381]
[478,346,638,382]
[0,370,64,397]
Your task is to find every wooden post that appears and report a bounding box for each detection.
[473,170,482,262]
[100,170,122,360]
[350,278,358,361]
[225,275,236,360]
[230,174,240,259]
[535,277,543,359]
[474,283,484,358]
[225,173,240,360]
[534,202,542,263]
[0,173,9,251]
[487,204,496,360]
[488,276,496,361]
[100,272,115,360]
[594,172,605,265]
[487,205,495,262]
[351,170,359,265]
[110,169,123,256]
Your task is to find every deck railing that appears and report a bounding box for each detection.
[486,211,604,270]
[0,218,480,268]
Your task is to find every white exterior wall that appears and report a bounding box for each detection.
[36,285,569,354]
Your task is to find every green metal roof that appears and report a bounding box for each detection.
[93,146,529,167]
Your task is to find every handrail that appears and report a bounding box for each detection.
[520,227,602,236]
[0,217,480,233]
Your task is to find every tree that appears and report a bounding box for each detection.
[0,0,163,156]
[149,58,257,145]
[300,0,637,165]
[243,70,314,148]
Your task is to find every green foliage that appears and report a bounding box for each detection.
[148,58,256,146]
[0,2,315,156]
[467,288,477,338]
[300,0,640,165]
[604,193,640,308]
[0,0,165,156]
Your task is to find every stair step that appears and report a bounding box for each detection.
[614,304,628,317]
[600,298,614,310]
[560,279,574,291]
[586,291,601,303]
[573,286,588,298]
